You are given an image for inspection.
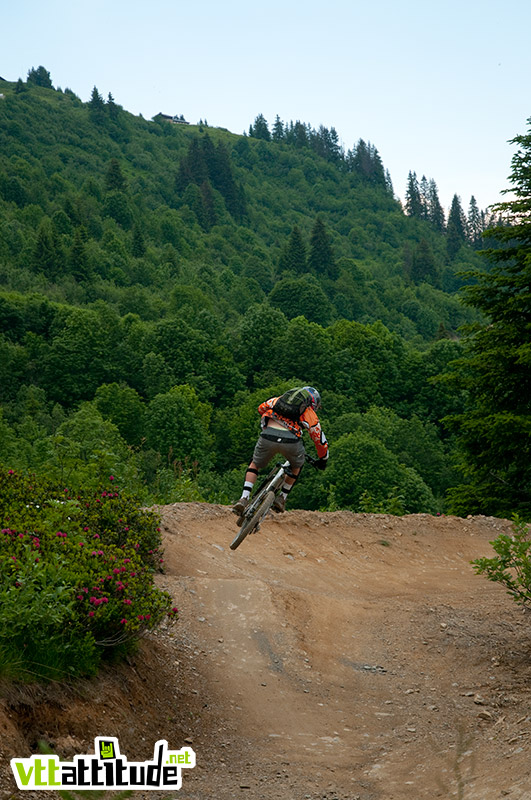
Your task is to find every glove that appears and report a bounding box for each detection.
[314,458,328,471]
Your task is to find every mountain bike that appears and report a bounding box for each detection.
[230,454,316,551]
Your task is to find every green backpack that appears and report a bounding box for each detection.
[272,387,312,422]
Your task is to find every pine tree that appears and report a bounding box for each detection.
[69,227,89,281]
[405,171,423,218]
[272,115,285,142]
[89,86,105,124]
[428,179,445,232]
[279,226,307,274]
[445,116,531,515]
[33,218,61,278]
[107,92,119,120]
[467,196,483,248]
[105,158,127,192]
[411,238,437,284]
[446,194,467,259]
[419,175,430,219]
[293,121,308,149]
[199,181,217,230]
[132,225,146,258]
[308,218,337,278]
[250,114,270,141]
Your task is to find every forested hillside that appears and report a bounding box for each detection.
[0,69,492,513]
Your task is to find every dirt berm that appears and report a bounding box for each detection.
[2,505,531,800]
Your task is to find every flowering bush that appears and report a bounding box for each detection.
[0,468,176,682]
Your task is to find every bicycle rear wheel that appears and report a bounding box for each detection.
[230,491,275,550]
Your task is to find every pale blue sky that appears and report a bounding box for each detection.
[3,0,530,212]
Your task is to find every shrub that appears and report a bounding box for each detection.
[0,467,175,682]
[472,515,531,607]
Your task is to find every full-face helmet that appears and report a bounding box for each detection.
[303,386,321,411]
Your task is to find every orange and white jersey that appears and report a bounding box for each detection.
[258,397,329,460]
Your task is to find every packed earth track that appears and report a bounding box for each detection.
[2,504,531,799]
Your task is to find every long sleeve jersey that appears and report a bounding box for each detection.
[257,397,329,460]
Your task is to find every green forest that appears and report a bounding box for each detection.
[0,67,529,520]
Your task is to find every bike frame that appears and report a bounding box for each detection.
[230,455,316,550]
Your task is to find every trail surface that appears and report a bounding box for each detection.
[2,505,531,800]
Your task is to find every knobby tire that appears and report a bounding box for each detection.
[230,490,276,550]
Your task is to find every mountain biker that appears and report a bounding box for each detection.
[233,386,328,517]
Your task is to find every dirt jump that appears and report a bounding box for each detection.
[2,504,531,800]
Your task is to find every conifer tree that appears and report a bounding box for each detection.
[293,121,308,148]
[107,92,119,120]
[199,181,217,230]
[446,194,467,259]
[89,86,105,124]
[405,171,423,218]
[69,227,89,281]
[132,225,147,258]
[411,238,437,284]
[308,218,337,278]
[250,114,270,141]
[279,226,307,274]
[428,179,445,232]
[32,218,63,278]
[446,116,531,516]
[419,175,430,219]
[105,158,127,192]
[467,196,483,248]
[272,115,285,142]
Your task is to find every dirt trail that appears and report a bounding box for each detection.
[2,505,531,800]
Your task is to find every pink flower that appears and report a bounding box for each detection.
[88,611,95,618]
[93,533,100,539]
[123,599,132,605]
[109,475,115,481]
[120,618,127,625]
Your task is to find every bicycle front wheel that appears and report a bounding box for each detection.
[230,491,275,550]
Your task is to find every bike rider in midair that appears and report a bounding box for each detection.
[233,386,329,517]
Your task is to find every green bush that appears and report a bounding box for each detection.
[472,515,531,607]
[0,467,176,682]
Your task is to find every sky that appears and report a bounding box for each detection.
[3,0,531,213]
